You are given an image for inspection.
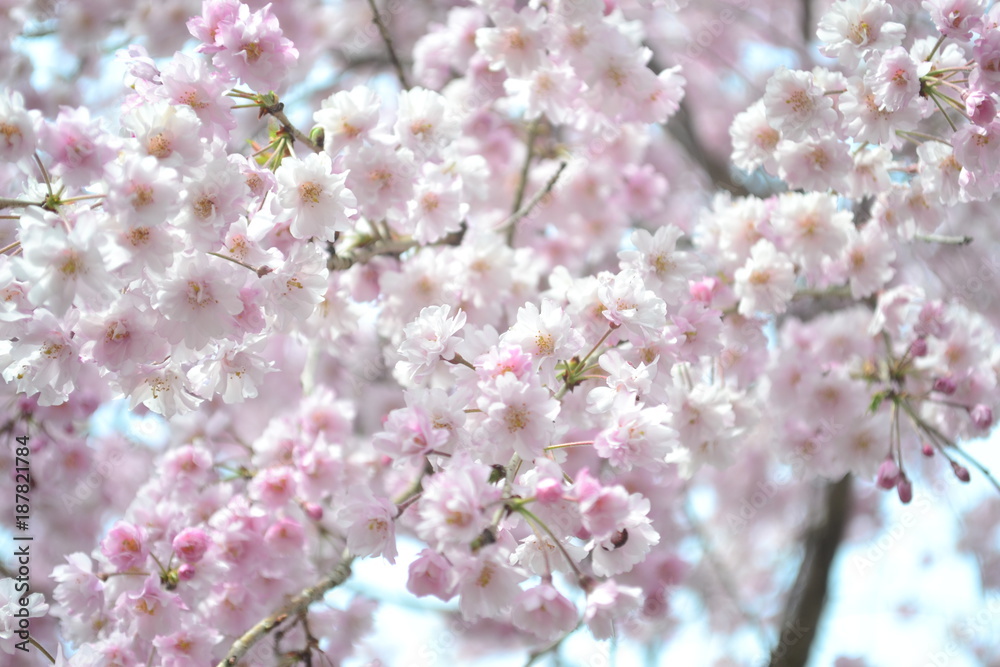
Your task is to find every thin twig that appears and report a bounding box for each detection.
[216,552,354,667]
[32,152,53,198]
[28,637,56,664]
[512,120,541,213]
[496,161,568,238]
[267,107,321,154]
[327,238,417,271]
[366,0,410,89]
[0,198,43,209]
[207,251,273,277]
[914,233,972,245]
[682,497,769,648]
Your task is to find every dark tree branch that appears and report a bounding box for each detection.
[801,0,813,48]
[366,0,410,90]
[768,475,852,667]
[664,99,751,197]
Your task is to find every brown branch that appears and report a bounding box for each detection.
[366,0,410,90]
[0,198,43,210]
[327,238,417,271]
[216,553,354,667]
[665,99,751,197]
[768,475,852,667]
[511,119,541,215]
[800,0,813,47]
[497,161,568,242]
[264,104,321,153]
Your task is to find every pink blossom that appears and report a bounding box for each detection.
[249,466,297,509]
[50,553,104,618]
[275,151,357,242]
[100,521,148,571]
[455,554,525,620]
[596,270,667,337]
[417,455,501,548]
[476,6,546,77]
[511,584,578,641]
[964,89,997,126]
[344,142,417,220]
[264,516,306,555]
[172,527,211,564]
[924,0,986,40]
[152,626,222,667]
[13,207,114,317]
[396,304,468,386]
[839,224,896,299]
[213,2,298,92]
[733,240,796,316]
[869,47,924,112]
[478,372,560,460]
[763,68,838,141]
[115,575,186,640]
[374,405,449,461]
[817,0,905,68]
[313,85,382,156]
[0,89,38,163]
[584,579,642,640]
[339,494,398,563]
[407,549,455,601]
[0,578,47,653]
[970,403,993,429]
[153,252,244,350]
[38,106,119,187]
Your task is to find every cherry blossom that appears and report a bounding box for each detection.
[3,0,1000,665]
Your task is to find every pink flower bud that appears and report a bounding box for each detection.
[922,443,935,457]
[172,528,210,564]
[689,278,716,304]
[877,458,900,490]
[964,89,997,126]
[969,404,993,430]
[535,478,563,504]
[909,337,928,357]
[177,564,196,581]
[302,502,324,521]
[896,476,913,504]
[932,376,956,395]
[952,462,971,483]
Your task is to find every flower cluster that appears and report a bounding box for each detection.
[1,0,999,665]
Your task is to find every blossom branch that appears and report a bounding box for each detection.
[506,119,542,246]
[682,497,768,647]
[207,251,273,277]
[216,552,355,667]
[327,238,417,271]
[767,476,852,667]
[0,198,43,209]
[267,105,321,153]
[914,233,972,245]
[496,161,568,239]
[29,637,55,664]
[366,0,410,90]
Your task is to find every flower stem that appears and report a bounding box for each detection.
[29,637,55,664]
